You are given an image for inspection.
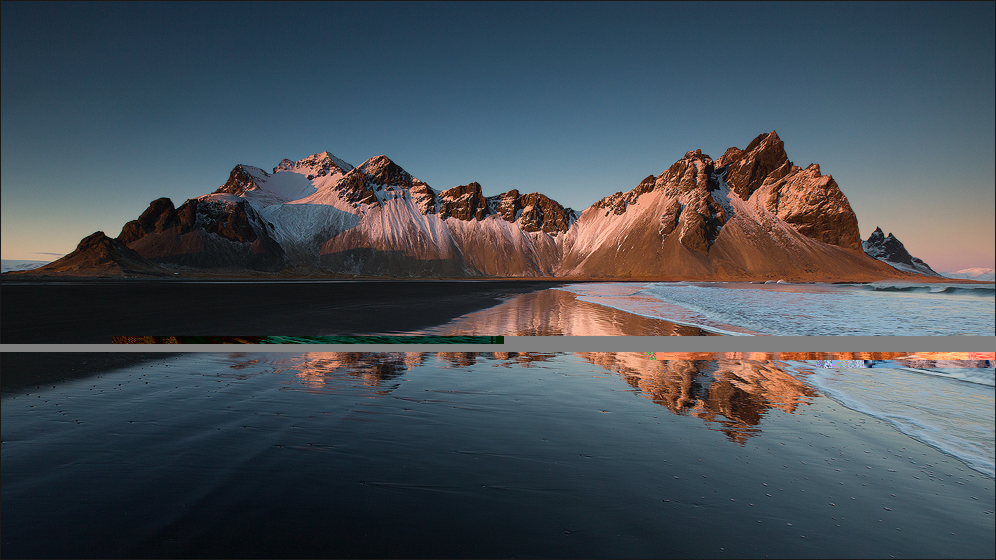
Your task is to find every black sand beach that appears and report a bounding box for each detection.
[1,352,182,395]
[1,278,726,343]
[1,352,992,558]
[0,279,573,343]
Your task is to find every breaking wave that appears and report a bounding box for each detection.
[863,282,995,296]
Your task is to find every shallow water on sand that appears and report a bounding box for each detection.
[559,281,996,336]
[2,352,993,558]
[416,281,995,336]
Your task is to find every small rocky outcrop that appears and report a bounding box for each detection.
[116,195,285,271]
[487,189,523,222]
[331,155,430,208]
[517,192,575,234]
[409,182,437,215]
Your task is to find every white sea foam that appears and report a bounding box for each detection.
[557,281,995,336]
[786,362,996,479]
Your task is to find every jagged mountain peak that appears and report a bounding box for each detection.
[717,130,792,200]
[322,156,429,209]
[357,155,425,188]
[49,131,934,280]
[862,226,939,276]
[681,148,712,163]
[215,164,269,197]
[273,151,353,179]
[746,130,782,152]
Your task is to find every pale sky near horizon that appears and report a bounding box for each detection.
[2,1,993,271]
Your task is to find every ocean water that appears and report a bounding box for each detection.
[786,360,995,479]
[557,281,996,336]
[3,352,993,559]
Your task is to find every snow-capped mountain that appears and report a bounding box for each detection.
[23,132,934,280]
[861,227,941,276]
[943,268,995,282]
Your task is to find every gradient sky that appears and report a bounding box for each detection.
[3,1,993,271]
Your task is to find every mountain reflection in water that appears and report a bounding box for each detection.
[223,352,824,443]
[579,353,816,443]
[4,350,992,559]
[415,288,724,335]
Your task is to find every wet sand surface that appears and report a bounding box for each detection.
[2,352,992,558]
[1,353,182,395]
[0,279,571,343]
[417,288,722,336]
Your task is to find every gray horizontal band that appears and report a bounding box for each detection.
[2,336,993,353]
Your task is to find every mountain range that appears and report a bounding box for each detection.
[18,132,945,281]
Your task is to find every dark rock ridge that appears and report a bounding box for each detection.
[24,232,167,275]
[862,227,940,276]
[406,179,577,234]
[483,190,577,234]
[116,196,284,271]
[439,182,490,221]
[41,132,931,280]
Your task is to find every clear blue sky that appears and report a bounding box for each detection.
[3,1,993,271]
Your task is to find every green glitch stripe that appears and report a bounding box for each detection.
[111,335,504,344]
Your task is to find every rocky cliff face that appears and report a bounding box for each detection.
[438,182,490,220]
[557,131,885,280]
[116,194,285,271]
[862,227,940,276]
[715,131,793,200]
[49,132,928,280]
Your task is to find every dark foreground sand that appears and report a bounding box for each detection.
[1,352,182,395]
[1,352,992,558]
[1,279,571,343]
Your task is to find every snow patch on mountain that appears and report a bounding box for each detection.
[229,152,354,207]
[709,169,736,233]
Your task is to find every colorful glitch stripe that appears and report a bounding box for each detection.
[112,335,505,344]
[646,351,995,361]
